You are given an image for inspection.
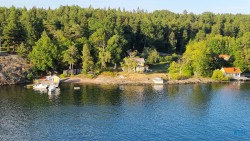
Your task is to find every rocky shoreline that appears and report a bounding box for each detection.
[0,53,31,85]
[0,53,224,86]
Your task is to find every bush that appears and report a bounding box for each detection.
[60,73,68,78]
[165,56,173,63]
[171,53,181,61]
[169,73,190,80]
[101,71,118,77]
[212,69,229,81]
[27,73,34,80]
[87,74,95,79]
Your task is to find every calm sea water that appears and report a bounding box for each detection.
[1,82,250,141]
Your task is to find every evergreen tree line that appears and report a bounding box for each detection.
[0,6,249,74]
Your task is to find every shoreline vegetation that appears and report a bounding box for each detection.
[0,6,250,86]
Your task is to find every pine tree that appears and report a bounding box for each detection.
[82,43,94,73]
[28,31,58,71]
[62,44,79,72]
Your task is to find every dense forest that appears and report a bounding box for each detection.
[0,6,249,77]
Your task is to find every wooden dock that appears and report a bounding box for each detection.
[232,76,250,81]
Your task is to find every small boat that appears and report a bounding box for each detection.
[153,77,164,84]
[48,85,56,92]
[74,87,80,90]
[33,83,48,89]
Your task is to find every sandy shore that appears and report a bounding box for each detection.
[61,73,218,85]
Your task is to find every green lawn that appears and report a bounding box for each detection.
[149,62,169,73]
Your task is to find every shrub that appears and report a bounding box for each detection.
[27,73,34,80]
[169,73,181,80]
[87,74,95,79]
[101,71,118,77]
[60,73,67,78]
[212,69,229,81]
[168,61,180,73]
[169,73,190,80]
[165,56,173,63]
[172,53,180,61]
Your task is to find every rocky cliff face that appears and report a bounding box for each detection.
[0,53,31,85]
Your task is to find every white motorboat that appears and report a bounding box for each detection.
[33,83,48,89]
[48,85,56,92]
[153,77,164,84]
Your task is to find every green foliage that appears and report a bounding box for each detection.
[143,48,159,64]
[169,73,190,80]
[121,57,137,72]
[28,31,58,71]
[27,73,34,80]
[60,73,67,78]
[62,44,79,70]
[168,61,192,80]
[89,29,110,69]
[182,41,213,77]
[181,64,193,77]
[86,74,95,79]
[164,56,173,63]
[1,6,250,74]
[17,42,28,57]
[106,35,128,65]
[212,69,229,81]
[233,32,250,72]
[101,71,118,77]
[171,53,181,61]
[2,7,25,49]
[169,32,177,53]
[82,43,94,73]
[168,61,181,73]
[98,50,111,68]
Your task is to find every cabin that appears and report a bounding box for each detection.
[122,57,149,73]
[219,54,230,61]
[221,67,241,78]
[132,58,149,73]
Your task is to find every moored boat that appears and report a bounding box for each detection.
[153,77,164,84]
[48,85,56,92]
[33,83,48,89]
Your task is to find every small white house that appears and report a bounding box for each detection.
[221,67,241,78]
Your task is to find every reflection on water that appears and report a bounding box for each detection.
[1,82,250,140]
[153,85,164,91]
[48,88,61,102]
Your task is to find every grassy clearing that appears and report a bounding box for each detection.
[149,62,169,73]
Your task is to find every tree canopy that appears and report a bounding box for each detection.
[0,6,249,74]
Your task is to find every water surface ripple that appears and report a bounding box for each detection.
[1,82,250,140]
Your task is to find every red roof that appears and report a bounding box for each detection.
[222,67,241,73]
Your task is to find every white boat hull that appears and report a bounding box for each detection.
[153,77,164,84]
[33,84,48,89]
[48,85,56,92]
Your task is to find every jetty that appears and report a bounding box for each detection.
[233,76,250,81]
[33,75,60,92]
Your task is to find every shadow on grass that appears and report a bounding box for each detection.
[149,62,169,73]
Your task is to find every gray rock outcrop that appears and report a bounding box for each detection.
[0,53,31,85]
